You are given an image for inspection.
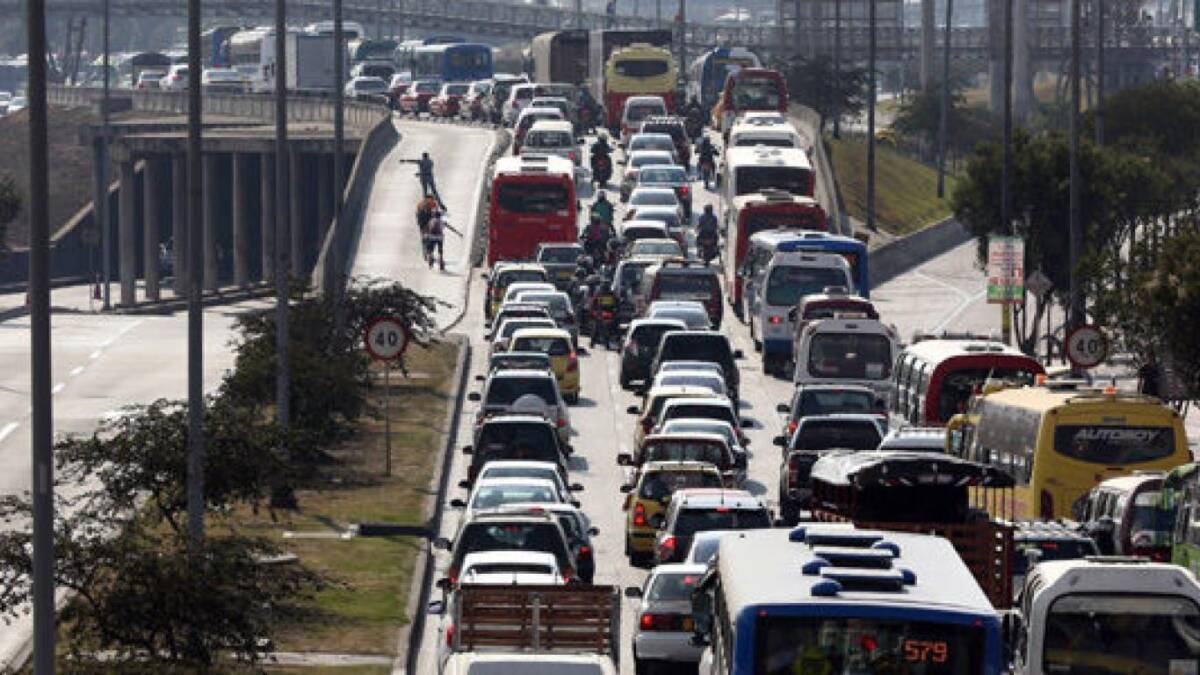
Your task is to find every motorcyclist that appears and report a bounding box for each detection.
[582,215,610,259]
[589,280,619,349]
[590,190,614,227]
[591,133,613,162]
[696,136,717,189]
[697,204,720,265]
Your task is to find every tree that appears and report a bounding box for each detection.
[781,54,868,134]
[891,81,1000,163]
[0,173,20,257]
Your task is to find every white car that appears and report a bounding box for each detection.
[627,563,708,671]
[625,186,682,222]
[134,70,166,90]
[625,238,683,262]
[344,75,387,98]
[159,63,189,91]
[648,370,727,398]
[200,67,244,93]
[501,281,556,306]
[458,551,565,585]
[620,150,676,201]
[646,300,711,331]
[489,316,557,355]
[452,477,565,518]
[625,132,678,163]
[468,460,582,497]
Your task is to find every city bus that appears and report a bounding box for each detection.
[601,44,676,130]
[398,42,493,82]
[531,29,589,84]
[686,46,760,110]
[720,147,814,233]
[955,383,1191,520]
[586,28,673,127]
[200,25,242,68]
[713,68,788,134]
[723,191,827,312]
[890,338,1045,427]
[487,155,579,265]
[690,526,1005,674]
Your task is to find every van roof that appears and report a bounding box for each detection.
[510,327,573,340]
[528,119,574,133]
[732,192,820,211]
[673,488,763,510]
[725,146,812,170]
[749,228,860,249]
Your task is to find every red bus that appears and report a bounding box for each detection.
[487,155,579,266]
[713,67,788,134]
[723,190,827,311]
[889,338,1046,426]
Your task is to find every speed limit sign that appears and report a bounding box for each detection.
[364,316,410,362]
[1066,324,1108,369]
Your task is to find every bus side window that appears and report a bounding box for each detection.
[913,364,929,424]
[715,583,733,669]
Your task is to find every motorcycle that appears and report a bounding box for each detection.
[698,231,719,265]
[699,156,716,188]
[591,153,613,186]
[684,112,705,141]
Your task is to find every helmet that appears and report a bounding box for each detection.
[704,204,714,213]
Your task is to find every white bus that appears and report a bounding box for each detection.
[792,315,898,402]
[690,526,1005,674]
[719,147,813,232]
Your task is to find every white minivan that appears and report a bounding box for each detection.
[519,119,581,165]
[792,316,898,403]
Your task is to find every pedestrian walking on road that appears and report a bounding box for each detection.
[400,152,447,210]
[423,209,462,271]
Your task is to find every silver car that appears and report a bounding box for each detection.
[627,563,708,670]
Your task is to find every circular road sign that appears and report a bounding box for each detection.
[1066,324,1108,369]
[364,317,409,362]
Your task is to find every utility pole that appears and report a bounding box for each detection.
[937,0,953,197]
[1095,0,1105,145]
[677,0,686,87]
[185,0,204,547]
[100,0,111,310]
[1001,0,1014,344]
[1068,0,1084,337]
[867,0,878,231]
[274,0,293,502]
[833,0,842,138]
[334,0,346,333]
[27,0,55,668]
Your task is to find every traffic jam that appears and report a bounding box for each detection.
[416,28,1200,675]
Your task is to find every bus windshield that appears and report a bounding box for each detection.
[736,166,811,196]
[937,366,1039,422]
[808,333,893,380]
[1043,594,1200,675]
[755,616,985,674]
[733,77,782,108]
[1052,425,1177,464]
[766,266,851,306]
[615,59,669,77]
[496,182,570,214]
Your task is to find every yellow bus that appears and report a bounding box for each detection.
[953,383,1190,520]
[602,43,676,129]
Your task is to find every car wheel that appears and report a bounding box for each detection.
[565,392,579,405]
[634,657,654,675]
[780,501,799,526]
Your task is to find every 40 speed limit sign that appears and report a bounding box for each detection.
[364,316,410,362]
[1066,324,1108,369]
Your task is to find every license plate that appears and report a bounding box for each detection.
[557,270,573,279]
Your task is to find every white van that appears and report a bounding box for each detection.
[719,147,813,230]
[728,116,807,151]
[503,82,538,126]
[619,95,668,146]
[519,119,581,165]
[792,316,897,401]
[743,234,853,375]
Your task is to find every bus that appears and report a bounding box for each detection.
[305,20,364,40]
[690,526,1005,674]
[1161,462,1200,574]
[200,25,242,68]
[890,338,1045,427]
[397,42,493,82]
[487,155,578,265]
[723,191,826,312]
[586,28,673,126]
[531,29,589,85]
[955,383,1191,520]
[720,147,814,233]
[740,228,868,300]
[599,44,676,131]
[348,38,398,64]
[686,47,760,110]
[714,68,789,134]
[228,27,270,83]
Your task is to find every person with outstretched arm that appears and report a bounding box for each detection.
[400,151,447,210]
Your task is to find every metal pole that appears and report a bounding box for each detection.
[100,0,111,310]
[185,0,204,546]
[833,0,842,138]
[867,0,877,231]
[1068,0,1084,336]
[334,0,346,331]
[384,365,392,476]
[1002,0,1014,344]
[937,0,953,197]
[678,0,686,92]
[26,0,56,668]
[1095,0,1105,145]
[274,0,293,492]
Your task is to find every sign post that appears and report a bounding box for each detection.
[987,235,1025,344]
[363,317,410,476]
[1065,324,1108,370]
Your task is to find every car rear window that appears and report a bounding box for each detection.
[792,421,882,451]
[476,423,559,461]
[655,273,718,299]
[498,270,547,288]
[525,130,573,148]
[538,247,581,264]
[485,377,558,406]
[648,571,702,602]
[459,523,566,558]
[640,470,722,499]
[660,335,732,366]
[675,508,770,537]
[664,404,735,426]
[793,389,880,419]
[645,440,729,465]
[512,336,571,356]
[639,167,687,183]
[632,191,678,206]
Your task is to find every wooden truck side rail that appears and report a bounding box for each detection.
[451,584,621,661]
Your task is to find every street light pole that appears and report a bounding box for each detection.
[274,0,293,493]
[100,0,111,310]
[936,0,952,197]
[185,0,204,547]
[867,0,877,231]
[1001,0,1014,344]
[333,0,346,331]
[1068,0,1084,336]
[1095,0,1105,145]
[833,0,842,138]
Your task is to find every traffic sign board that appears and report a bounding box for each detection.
[1066,324,1108,369]
[986,235,1025,304]
[363,317,409,362]
[1026,269,1053,298]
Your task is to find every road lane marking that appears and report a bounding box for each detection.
[51,382,65,395]
[89,350,102,359]
[0,422,17,442]
[69,366,84,377]
[99,318,144,348]
[911,271,987,334]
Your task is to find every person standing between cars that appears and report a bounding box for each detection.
[401,151,447,210]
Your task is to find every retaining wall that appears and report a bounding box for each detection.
[869,216,972,288]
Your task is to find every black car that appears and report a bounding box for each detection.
[775,384,885,440]
[774,414,884,524]
[463,415,570,487]
[435,510,579,584]
[650,331,743,403]
[618,318,688,390]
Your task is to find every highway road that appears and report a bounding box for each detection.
[412,127,998,673]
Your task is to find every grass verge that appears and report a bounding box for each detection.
[221,340,460,660]
[827,135,957,236]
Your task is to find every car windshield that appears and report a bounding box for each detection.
[807,333,893,380]
[794,389,881,418]
[626,102,666,121]
[645,440,728,465]
[735,165,811,196]
[647,571,701,602]
[675,508,770,537]
[512,336,571,356]
[469,483,559,509]
[475,424,559,462]
[631,154,671,168]
[484,377,557,407]
[458,523,565,558]
[464,562,555,577]
[538,247,581,264]
[640,167,687,184]
[640,471,722,500]
[632,191,678,207]
[632,241,682,257]
[1043,594,1200,675]
[525,130,573,148]
[792,421,881,451]
[656,273,717,299]
[498,320,555,340]
[496,183,570,214]
[766,266,852,306]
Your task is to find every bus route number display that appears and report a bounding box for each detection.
[903,639,949,663]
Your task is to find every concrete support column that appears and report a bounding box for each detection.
[118,158,137,307]
[260,153,275,281]
[232,153,251,287]
[920,0,936,89]
[289,150,304,276]
[141,157,164,301]
[203,153,220,292]
[171,154,187,296]
[318,154,333,241]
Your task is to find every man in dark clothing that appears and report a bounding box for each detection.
[589,282,619,349]
[697,204,720,265]
[696,136,717,189]
[401,152,446,210]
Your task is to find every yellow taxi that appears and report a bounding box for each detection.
[621,460,724,564]
[507,327,580,403]
[485,263,548,319]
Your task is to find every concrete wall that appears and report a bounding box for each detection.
[869,216,972,287]
[790,104,851,237]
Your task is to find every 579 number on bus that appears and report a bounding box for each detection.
[903,639,949,664]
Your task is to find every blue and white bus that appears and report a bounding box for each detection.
[687,47,760,109]
[396,42,493,82]
[778,229,870,298]
[691,526,1005,674]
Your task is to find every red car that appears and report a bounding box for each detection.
[398,80,441,116]
[387,76,410,110]
[429,82,470,118]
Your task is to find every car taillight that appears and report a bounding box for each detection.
[568,151,577,161]
[567,353,578,372]
[679,185,689,197]
[578,545,592,558]
[657,535,676,560]
[787,460,799,487]
[557,415,567,428]
[788,420,797,434]
[445,623,455,647]
[633,502,647,526]
[1039,490,1054,519]
[639,612,684,631]
[769,315,783,324]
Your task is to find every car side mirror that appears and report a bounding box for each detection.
[620,483,634,493]
[626,405,641,415]
[617,453,632,466]
[740,418,753,428]
[449,498,466,509]
[589,526,600,536]
[776,403,790,414]
[433,537,452,551]
[467,392,481,402]
[773,435,786,447]
[570,499,582,508]
[461,445,473,455]
[624,586,643,599]
[733,349,745,359]
[569,482,585,492]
